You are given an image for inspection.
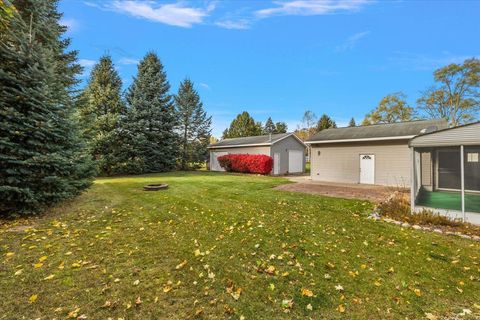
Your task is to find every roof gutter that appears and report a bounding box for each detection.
[305,135,415,144]
[207,143,272,149]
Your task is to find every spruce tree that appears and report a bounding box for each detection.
[348,117,356,127]
[175,79,212,170]
[274,122,288,133]
[263,117,276,134]
[316,114,337,132]
[77,55,125,175]
[222,111,262,138]
[0,0,94,215]
[114,52,177,174]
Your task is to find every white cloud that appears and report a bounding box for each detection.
[215,19,251,30]
[256,0,372,18]
[199,82,211,90]
[388,52,478,71]
[78,59,96,76]
[60,17,79,33]
[78,59,96,68]
[335,31,370,52]
[118,57,140,65]
[108,1,215,28]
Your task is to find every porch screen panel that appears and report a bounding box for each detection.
[437,149,461,190]
[465,146,480,191]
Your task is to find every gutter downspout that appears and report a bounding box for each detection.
[410,147,416,214]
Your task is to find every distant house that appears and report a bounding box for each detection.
[208,133,306,175]
[305,119,448,187]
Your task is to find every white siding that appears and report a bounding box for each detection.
[310,140,411,187]
[410,122,480,147]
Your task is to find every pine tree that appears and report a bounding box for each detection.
[222,111,262,138]
[77,55,125,175]
[175,79,212,170]
[275,122,288,133]
[0,0,94,215]
[348,117,356,127]
[316,114,337,132]
[113,52,177,174]
[263,117,276,134]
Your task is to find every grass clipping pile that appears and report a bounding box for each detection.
[375,191,480,237]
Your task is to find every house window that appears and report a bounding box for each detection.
[362,155,372,160]
[467,153,479,162]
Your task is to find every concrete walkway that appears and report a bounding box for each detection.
[276,176,406,203]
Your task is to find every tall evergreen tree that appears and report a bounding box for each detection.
[274,121,288,133]
[113,52,177,174]
[175,79,212,170]
[222,111,262,138]
[348,117,356,127]
[77,55,125,175]
[263,117,276,134]
[316,114,337,132]
[0,0,94,215]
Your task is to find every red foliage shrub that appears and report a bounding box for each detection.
[217,154,273,174]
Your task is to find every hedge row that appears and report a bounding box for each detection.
[217,154,273,174]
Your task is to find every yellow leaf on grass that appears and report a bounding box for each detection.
[34,262,43,268]
[414,288,422,296]
[71,262,81,268]
[266,266,275,274]
[38,256,47,262]
[337,304,345,313]
[6,252,15,257]
[425,313,438,320]
[14,269,23,276]
[43,274,55,280]
[175,260,188,270]
[29,294,38,303]
[163,285,172,293]
[301,288,314,297]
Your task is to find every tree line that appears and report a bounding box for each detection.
[77,54,212,175]
[222,112,287,139]
[0,0,211,215]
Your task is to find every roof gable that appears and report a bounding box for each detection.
[409,121,480,147]
[306,119,448,143]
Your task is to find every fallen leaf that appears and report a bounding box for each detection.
[43,274,55,280]
[175,260,187,270]
[29,294,38,303]
[337,304,345,313]
[301,288,314,297]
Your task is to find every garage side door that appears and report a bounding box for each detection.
[288,150,303,173]
[210,151,228,171]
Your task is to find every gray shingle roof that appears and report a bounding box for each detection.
[208,132,293,148]
[306,119,448,143]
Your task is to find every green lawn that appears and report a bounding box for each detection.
[1,172,479,319]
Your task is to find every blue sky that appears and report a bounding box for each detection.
[59,0,480,137]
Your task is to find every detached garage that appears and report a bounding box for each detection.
[208,133,306,175]
[306,119,448,187]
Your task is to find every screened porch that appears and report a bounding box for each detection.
[410,122,480,224]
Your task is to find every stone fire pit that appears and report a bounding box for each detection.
[143,183,169,191]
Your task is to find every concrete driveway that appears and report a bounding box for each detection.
[275,176,406,203]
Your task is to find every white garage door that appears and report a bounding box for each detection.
[210,151,228,171]
[288,150,303,173]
